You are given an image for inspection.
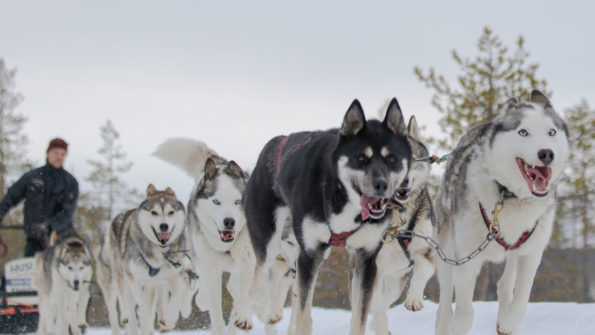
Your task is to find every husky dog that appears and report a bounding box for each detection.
[370,116,436,335]
[244,99,412,335]
[96,184,193,335]
[155,138,255,335]
[34,233,93,335]
[434,91,569,335]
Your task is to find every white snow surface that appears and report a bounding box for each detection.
[80,301,595,335]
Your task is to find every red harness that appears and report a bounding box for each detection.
[479,203,538,251]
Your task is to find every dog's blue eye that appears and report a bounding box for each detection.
[235,199,241,205]
[548,129,556,136]
[518,129,529,137]
[212,199,220,205]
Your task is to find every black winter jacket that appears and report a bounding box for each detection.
[0,164,79,238]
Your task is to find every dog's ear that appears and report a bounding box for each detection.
[340,99,366,137]
[226,160,244,178]
[164,187,175,197]
[383,97,407,135]
[146,184,157,197]
[531,90,553,109]
[504,97,519,114]
[407,115,421,141]
[204,158,218,179]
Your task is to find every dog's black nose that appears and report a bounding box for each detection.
[373,178,388,193]
[537,149,554,165]
[223,218,235,229]
[73,280,80,290]
[159,223,169,232]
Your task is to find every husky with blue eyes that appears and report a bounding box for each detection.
[155,138,255,335]
[434,90,569,335]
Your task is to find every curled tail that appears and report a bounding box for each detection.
[154,138,226,180]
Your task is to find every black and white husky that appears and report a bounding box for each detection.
[34,233,93,335]
[370,116,437,334]
[155,139,255,335]
[434,91,569,335]
[244,99,412,335]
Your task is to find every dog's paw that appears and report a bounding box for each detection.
[234,318,253,331]
[268,310,283,324]
[404,298,424,312]
[496,324,512,335]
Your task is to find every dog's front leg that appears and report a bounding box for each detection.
[404,251,436,312]
[496,252,543,335]
[497,253,518,310]
[288,249,324,335]
[72,288,90,335]
[203,271,226,334]
[349,248,380,335]
[228,231,256,332]
[451,261,482,335]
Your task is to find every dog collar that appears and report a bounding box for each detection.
[139,253,160,277]
[479,202,537,251]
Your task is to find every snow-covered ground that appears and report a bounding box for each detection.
[84,301,595,334]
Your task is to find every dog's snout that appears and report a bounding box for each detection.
[537,149,554,165]
[223,218,235,229]
[373,178,388,193]
[399,177,410,188]
[159,223,169,232]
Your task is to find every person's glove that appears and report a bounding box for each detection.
[30,222,50,248]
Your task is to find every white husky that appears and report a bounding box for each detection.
[155,138,256,335]
[34,233,93,335]
[434,90,569,335]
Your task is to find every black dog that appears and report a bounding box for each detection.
[244,99,411,335]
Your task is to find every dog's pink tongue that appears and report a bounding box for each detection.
[158,231,172,241]
[528,166,552,193]
[360,195,371,221]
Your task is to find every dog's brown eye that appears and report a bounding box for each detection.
[356,154,369,164]
[386,156,396,165]
[151,210,159,216]
[168,210,175,216]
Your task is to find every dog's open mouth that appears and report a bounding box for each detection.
[360,195,389,221]
[152,228,173,246]
[219,230,235,243]
[394,187,410,202]
[516,157,552,197]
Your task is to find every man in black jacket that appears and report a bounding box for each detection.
[0,138,79,257]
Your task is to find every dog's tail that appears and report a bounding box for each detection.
[154,138,226,180]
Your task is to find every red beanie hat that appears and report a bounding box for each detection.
[47,138,68,153]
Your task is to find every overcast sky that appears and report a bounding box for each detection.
[0,0,593,203]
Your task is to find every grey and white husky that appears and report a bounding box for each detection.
[434,90,569,335]
[155,138,256,335]
[95,184,194,335]
[370,116,437,335]
[33,233,93,335]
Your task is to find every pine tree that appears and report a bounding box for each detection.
[560,100,594,302]
[0,58,32,198]
[414,26,550,151]
[86,120,140,224]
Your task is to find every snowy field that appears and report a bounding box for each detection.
[82,301,595,335]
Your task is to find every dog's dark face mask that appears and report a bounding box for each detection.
[333,99,412,221]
